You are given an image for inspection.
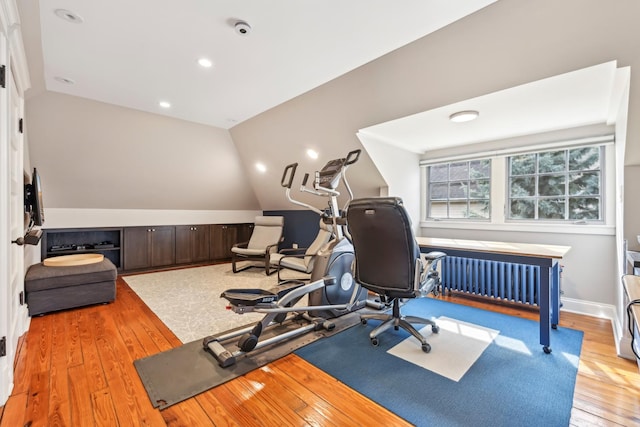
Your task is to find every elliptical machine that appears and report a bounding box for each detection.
[202,149,368,367]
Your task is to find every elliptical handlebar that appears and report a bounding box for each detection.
[344,149,361,166]
[281,163,298,189]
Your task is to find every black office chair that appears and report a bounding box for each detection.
[347,197,445,352]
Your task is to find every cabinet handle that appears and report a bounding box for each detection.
[152,228,155,232]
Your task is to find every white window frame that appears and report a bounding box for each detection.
[420,135,615,236]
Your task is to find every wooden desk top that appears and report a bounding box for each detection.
[416,236,571,259]
[624,275,640,326]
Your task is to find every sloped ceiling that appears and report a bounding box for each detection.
[30,0,496,129]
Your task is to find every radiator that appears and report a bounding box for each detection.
[441,256,540,306]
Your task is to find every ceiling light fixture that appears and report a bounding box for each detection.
[54,8,84,24]
[198,58,213,68]
[159,101,171,109]
[449,110,479,123]
[306,149,318,159]
[255,162,267,173]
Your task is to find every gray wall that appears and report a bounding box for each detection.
[26,92,260,211]
[625,165,640,252]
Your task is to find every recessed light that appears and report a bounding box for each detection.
[198,58,213,68]
[159,101,171,109]
[255,162,267,173]
[54,76,75,85]
[306,149,318,159]
[449,110,479,123]
[54,9,84,24]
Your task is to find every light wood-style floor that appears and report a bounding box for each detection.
[1,271,639,426]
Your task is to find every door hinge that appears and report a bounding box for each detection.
[19,118,23,133]
[0,64,5,88]
[0,337,6,357]
[19,290,25,305]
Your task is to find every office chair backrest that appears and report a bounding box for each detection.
[347,197,418,295]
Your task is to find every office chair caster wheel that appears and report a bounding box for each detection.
[371,337,379,346]
[361,319,368,325]
[543,346,552,354]
[432,325,439,334]
[422,343,431,353]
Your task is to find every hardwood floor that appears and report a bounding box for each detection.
[1,272,639,426]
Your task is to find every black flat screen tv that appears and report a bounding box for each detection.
[25,167,45,227]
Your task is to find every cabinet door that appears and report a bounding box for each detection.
[191,225,210,262]
[210,224,237,260]
[150,226,175,267]
[176,225,210,264]
[175,225,193,264]
[124,227,151,270]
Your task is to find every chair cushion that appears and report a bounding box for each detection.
[270,253,311,273]
[232,247,268,256]
[247,221,283,250]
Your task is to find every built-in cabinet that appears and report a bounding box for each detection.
[42,222,253,272]
[41,227,124,269]
[123,226,176,270]
[210,223,253,260]
[176,225,210,264]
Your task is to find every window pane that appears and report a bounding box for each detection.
[449,182,467,199]
[426,160,491,221]
[510,176,535,197]
[430,164,448,182]
[469,200,490,219]
[470,159,490,179]
[469,179,490,199]
[569,172,600,196]
[538,198,565,219]
[538,174,566,196]
[429,183,448,200]
[449,201,468,218]
[569,197,600,220]
[569,146,600,171]
[449,162,469,180]
[429,201,448,219]
[510,154,535,175]
[510,199,535,219]
[538,150,566,173]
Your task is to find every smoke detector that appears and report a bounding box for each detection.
[234,21,251,36]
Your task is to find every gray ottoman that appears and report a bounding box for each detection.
[25,258,117,316]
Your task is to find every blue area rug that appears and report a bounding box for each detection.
[295,298,583,427]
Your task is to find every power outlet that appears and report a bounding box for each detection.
[292,243,298,249]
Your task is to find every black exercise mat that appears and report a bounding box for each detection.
[133,312,361,409]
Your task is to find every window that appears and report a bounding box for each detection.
[426,159,491,219]
[508,146,602,221]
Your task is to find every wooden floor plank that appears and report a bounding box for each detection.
[2,269,640,427]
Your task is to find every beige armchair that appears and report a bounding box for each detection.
[270,219,333,283]
[232,216,284,275]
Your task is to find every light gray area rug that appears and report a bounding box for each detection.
[123,264,278,343]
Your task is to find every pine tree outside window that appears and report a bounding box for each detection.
[508,146,602,221]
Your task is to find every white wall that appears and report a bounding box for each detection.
[357,132,421,232]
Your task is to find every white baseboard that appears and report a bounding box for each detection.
[561,296,639,362]
[560,296,616,321]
